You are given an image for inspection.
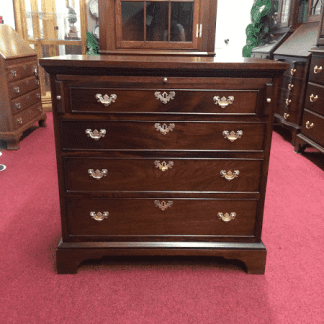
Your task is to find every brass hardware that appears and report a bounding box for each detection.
[290,68,296,75]
[154,200,173,211]
[155,123,175,135]
[36,93,41,99]
[310,94,318,102]
[35,79,40,85]
[95,93,117,107]
[163,77,168,83]
[154,91,176,104]
[288,84,294,91]
[56,95,61,100]
[218,212,236,222]
[154,160,174,172]
[17,118,23,124]
[314,65,323,74]
[15,102,21,109]
[34,65,38,76]
[196,24,202,38]
[11,70,17,77]
[90,211,109,222]
[13,87,20,94]
[222,130,243,142]
[283,113,289,120]
[88,169,108,180]
[306,121,314,129]
[85,129,106,141]
[285,98,291,106]
[213,96,234,108]
[220,170,240,181]
[267,98,271,103]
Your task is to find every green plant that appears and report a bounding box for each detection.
[242,0,273,57]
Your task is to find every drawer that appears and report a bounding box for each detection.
[69,88,259,115]
[64,158,262,193]
[278,75,304,95]
[276,105,301,125]
[308,54,324,85]
[5,60,38,82]
[13,102,43,130]
[11,89,41,115]
[61,120,266,151]
[278,88,301,111]
[300,109,324,146]
[305,82,324,117]
[282,61,307,80]
[66,198,258,237]
[9,76,39,99]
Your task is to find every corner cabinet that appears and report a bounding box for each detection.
[40,55,288,274]
[99,0,217,56]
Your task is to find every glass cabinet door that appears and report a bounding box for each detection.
[116,0,200,50]
[275,0,292,28]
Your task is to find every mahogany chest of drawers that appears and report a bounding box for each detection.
[295,50,324,153]
[273,22,320,145]
[40,55,287,274]
[0,25,46,150]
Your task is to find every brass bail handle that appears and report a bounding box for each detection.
[85,129,106,141]
[314,65,323,74]
[213,96,234,108]
[96,93,117,106]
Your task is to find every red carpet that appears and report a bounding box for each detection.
[0,113,323,323]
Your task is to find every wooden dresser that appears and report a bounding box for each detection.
[40,55,287,274]
[273,21,319,145]
[0,25,47,150]
[295,49,324,153]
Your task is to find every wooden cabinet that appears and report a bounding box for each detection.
[99,0,217,56]
[273,18,320,145]
[295,49,324,153]
[0,25,46,150]
[40,55,287,274]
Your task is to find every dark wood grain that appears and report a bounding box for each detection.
[60,120,266,152]
[66,198,258,237]
[40,54,287,274]
[70,88,259,115]
[64,157,262,193]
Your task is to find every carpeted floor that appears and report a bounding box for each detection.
[0,113,323,323]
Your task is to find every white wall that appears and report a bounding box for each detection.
[1,0,16,30]
[215,0,254,57]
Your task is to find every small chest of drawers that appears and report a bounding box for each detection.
[273,56,309,145]
[295,50,324,153]
[40,55,287,274]
[0,25,46,150]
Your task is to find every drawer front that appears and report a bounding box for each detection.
[61,121,266,151]
[6,61,38,82]
[11,89,41,115]
[308,54,324,85]
[64,158,262,193]
[283,61,307,80]
[278,75,304,95]
[66,198,258,237]
[70,88,259,115]
[305,82,324,117]
[278,88,301,111]
[9,76,39,99]
[301,110,324,146]
[13,102,43,130]
[277,105,301,125]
